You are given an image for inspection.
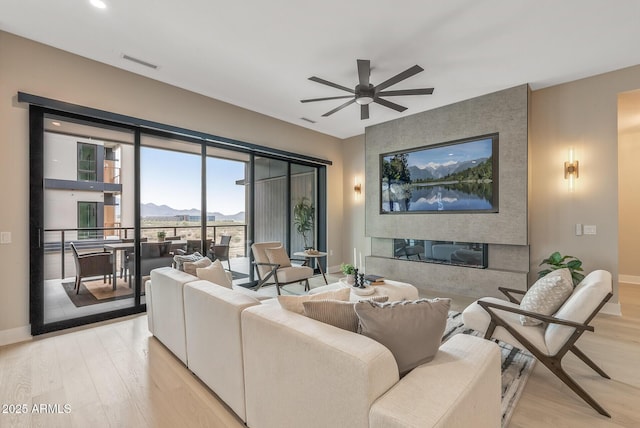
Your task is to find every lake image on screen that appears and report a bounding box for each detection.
[381,138,495,212]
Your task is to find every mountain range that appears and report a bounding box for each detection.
[141,203,245,221]
[409,157,488,181]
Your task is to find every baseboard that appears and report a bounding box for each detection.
[0,325,32,347]
[618,274,640,285]
[600,302,622,316]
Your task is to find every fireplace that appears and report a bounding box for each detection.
[393,239,488,269]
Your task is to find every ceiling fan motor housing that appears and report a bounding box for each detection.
[355,84,375,105]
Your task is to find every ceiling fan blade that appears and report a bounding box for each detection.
[374,97,407,112]
[361,104,369,120]
[357,59,370,87]
[375,65,424,91]
[308,76,355,94]
[301,95,354,103]
[322,98,356,117]
[377,88,434,97]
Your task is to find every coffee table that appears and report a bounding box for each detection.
[308,278,419,302]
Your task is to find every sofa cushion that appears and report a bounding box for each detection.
[173,252,203,271]
[277,288,350,314]
[519,268,573,326]
[264,246,291,268]
[196,259,232,288]
[184,256,212,276]
[302,296,389,332]
[355,298,451,376]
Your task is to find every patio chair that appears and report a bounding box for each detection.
[251,242,313,295]
[462,270,613,417]
[127,241,174,283]
[178,239,212,256]
[209,234,231,270]
[70,242,113,294]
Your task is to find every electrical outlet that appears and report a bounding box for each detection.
[583,225,597,235]
[329,249,333,256]
[0,232,11,244]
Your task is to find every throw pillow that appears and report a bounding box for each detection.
[173,252,203,271]
[519,268,574,326]
[355,298,451,377]
[183,256,212,276]
[264,246,292,268]
[302,296,389,332]
[196,259,232,289]
[277,288,350,315]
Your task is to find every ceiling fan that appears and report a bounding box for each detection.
[301,59,434,120]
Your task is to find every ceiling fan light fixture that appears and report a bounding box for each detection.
[355,95,374,105]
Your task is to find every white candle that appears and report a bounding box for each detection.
[354,248,357,266]
[359,253,363,272]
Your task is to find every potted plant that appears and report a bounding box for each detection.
[341,263,356,285]
[293,196,314,249]
[157,231,166,242]
[538,251,584,286]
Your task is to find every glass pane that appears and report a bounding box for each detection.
[77,201,97,239]
[42,114,135,324]
[77,143,97,181]
[140,134,200,268]
[254,157,288,248]
[290,163,317,252]
[206,146,250,284]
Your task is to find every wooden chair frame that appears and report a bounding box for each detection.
[478,286,613,417]
[252,259,310,296]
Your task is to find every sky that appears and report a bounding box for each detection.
[140,147,246,214]
[406,137,493,169]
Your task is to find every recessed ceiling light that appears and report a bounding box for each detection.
[90,0,107,9]
[51,121,61,126]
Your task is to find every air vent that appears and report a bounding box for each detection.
[300,117,317,124]
[122,54,159,70]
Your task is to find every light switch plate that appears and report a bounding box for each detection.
[583,225,597,235]
[575,224,583,236]
[0,232,11,244]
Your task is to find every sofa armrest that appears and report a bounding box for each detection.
[369,334,501,428]
[242,303,399,428]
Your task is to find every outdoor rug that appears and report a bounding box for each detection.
[62,278,136,307]
[444,311,535,427]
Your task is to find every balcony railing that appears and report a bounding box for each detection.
[43,224,247,280]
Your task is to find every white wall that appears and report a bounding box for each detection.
[618,90,640,280]
[530,63,640,309]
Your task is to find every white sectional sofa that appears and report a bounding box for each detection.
[146,267,502,428]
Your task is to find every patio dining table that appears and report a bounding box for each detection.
[103,240,186,289]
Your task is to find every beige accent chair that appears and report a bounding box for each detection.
[251,242,313,295]
[462,270,613,417]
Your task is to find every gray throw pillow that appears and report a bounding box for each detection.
[519,268,574,326]
[302,296,389,332]
[355,298,451,377]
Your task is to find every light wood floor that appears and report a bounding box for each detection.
[1,279,639,427]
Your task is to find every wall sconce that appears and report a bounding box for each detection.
[564,148,579,192]
[354,177,362,201]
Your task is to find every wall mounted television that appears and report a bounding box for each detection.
[380,133,499,213]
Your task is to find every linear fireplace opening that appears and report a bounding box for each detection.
[393,239,488,269]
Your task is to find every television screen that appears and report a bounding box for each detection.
[380,133,498,213]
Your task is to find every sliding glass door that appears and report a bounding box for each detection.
[29,102,327,334]
[36,112,137,331]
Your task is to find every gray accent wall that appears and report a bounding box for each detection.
[365,85,530,298]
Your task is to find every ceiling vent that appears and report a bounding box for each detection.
[300,117,317,124]
[122,54,158,70]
